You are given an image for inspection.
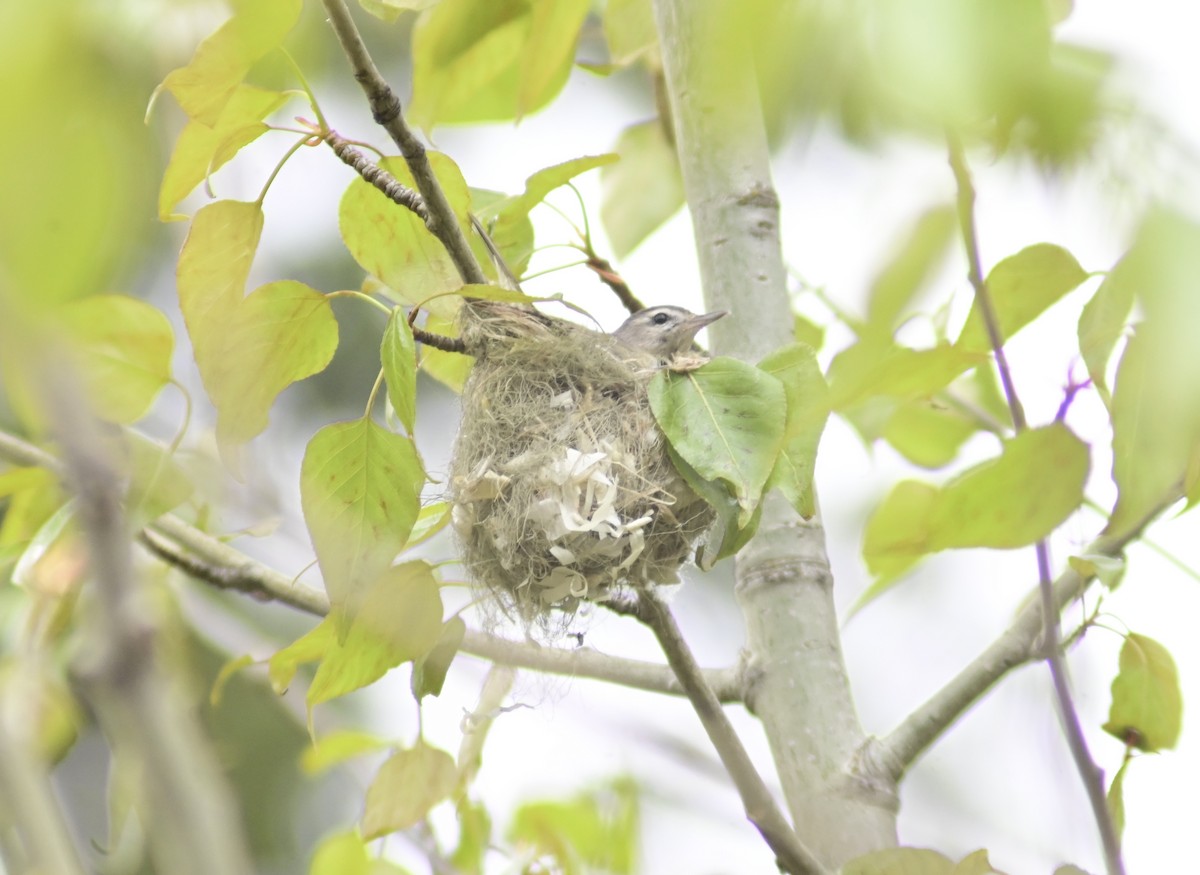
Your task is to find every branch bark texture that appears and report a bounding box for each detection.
[651,0,897,865]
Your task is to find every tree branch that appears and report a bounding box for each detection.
[945,132,1125,875]
[37,363,254,875]
[0,428,744,702]
[320,0,488,286]
[870,488,1180,779]
[608,593,828,875]
[653,0,896,866]
[325,129,431,224]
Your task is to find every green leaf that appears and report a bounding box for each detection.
[300,419,424,618]
[411,616,466,700]
[158,84,288,220]
[953,849,1009,875]
[124,434,196,524]
[409,0,590,128]
[1077,257,1135,404]
[451,800,492,875]
[362,742,458,839]
[792,312,825,351]
[301,730,390,775]
[842,847,955,875]
[309,830,370,875]
[10,502,74,589]
[862,424,1088,584]
[340,155,471,314]
[603,0,657,66]
[159,0,302,125]
[57,294,174,424]
[827,340,984,410]
[957,243,1088,353]
[408,501,453,548]
[760,344,830,518]
[881,400,977,469]
[1103,633,1182,751]
[1067,553,1125,591]
[178,201,338,447]
[649,357,786,526]
[865,204,956,336]
[508,778,639,875]
[1106,757,1129,847]
[268,620,334,693]
[601,120,684,258]
[665,443,760,569]
[484,154,618,240]
[382,310,418,434]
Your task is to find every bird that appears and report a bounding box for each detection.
[611,306,728,359]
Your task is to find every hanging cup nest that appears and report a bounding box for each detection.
[449,300,714,624]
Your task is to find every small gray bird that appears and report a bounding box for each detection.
[612,306,727,359]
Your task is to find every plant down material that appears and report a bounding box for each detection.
[450,300,714,623]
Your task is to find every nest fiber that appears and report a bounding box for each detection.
[449,300,714,622]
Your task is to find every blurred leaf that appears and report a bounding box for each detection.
[470,188,534,276]
[123,434,196,524]
[382,310,418,434]
[359,0,440,22]
[159,85,288,220]
[649,357,786,526]
[508,777,639,875]
[1077,258,1134,406]
[882,400,977,469]
[760,343,829,518]
[210,655,255,707]
[363,742,458,838]
[484,154,617,241]
[601,120,684,258]
[603,0,657,66]
[1103,633,1182,751]
[309,830,370,875]
[792,312,825,350]
[409,0,589,128]
[953,849,1009,874]
[58,294,174,424]
[866,205,956,336]
[452,800,492,875]
[178,201,338,447]
[842,847,955,875]
[862,423,1088,585]
[300,419,424,621]
[0,467,61,556]
[411,615,466,700]
[341,155,470,313]
[457,665,516,787]
[957,243,1087,353]
[0,3,154,305]
[301,730,390,775]
[11,501,74,589]
[160,0,302,125]
[408,501,453,548]
[1067,553,1125,591]
[268,619,333,693]
[1107,211,1200,536]
[828,340,983,410]
[1106,757,1128,847]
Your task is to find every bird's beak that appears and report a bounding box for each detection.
[685,310,728,332]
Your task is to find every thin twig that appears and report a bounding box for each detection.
[325,129,431,224]
[406,306,467,354]
[584,253,645,314]
[946,132,1125,875]
[321,0,488,286]
[606,592,828,875]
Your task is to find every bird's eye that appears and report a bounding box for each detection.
[652,312,671,326]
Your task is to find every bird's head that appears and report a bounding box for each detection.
[612,306,727,359]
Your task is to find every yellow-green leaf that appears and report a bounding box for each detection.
[409,0,589,128]
[486,154,618,240]
[957,243,1088,353]
[760,343,829,518]
[57,294,174,424]
[309,830,370,875]
[124,434,195,524]
[601,120,684,258]
[1106,757,1128,847]
[828,340,984,410]
[301,730,390,775]
[863,424,1088,583]
[359,0,440,22]
[160,0,302,125]
[649,357,786,526]
[953,849,1009,875]
[300,419,425,618]
[340,155,469,310]
[362,742,458,838]
[508,777,639,875]
[159,85,288,220]
[382,310,418,434]
[1103,633,1182,752]
[603,0,657,66]
[1077,256,1135,404]
[408,501,452,548]
[881,400,977,470]
[411,615,466,700]
[178,201,339,447]
[1067,553,1125,591]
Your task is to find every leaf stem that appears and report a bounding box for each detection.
[364,368,386,419]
